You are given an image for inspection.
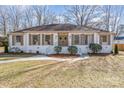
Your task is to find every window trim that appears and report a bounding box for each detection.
[29,34,40,46]
[72,34,80,45]
[42,34,53,45]
[71,34,92,45]
[81,34,88,45]
[100,35,110,45]
[12,35,23,46]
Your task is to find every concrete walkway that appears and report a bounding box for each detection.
[0,55,89,64]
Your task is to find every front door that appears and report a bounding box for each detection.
[58,33,68,46]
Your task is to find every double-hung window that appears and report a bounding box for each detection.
[29,34,40,45]
[42,34,53,45]
[100,35,110,45]
[72,35,80,45]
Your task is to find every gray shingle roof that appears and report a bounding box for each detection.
[13,24,110,33]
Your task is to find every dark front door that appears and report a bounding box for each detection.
[58,33,68,46]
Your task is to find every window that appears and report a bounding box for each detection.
[12,35,23,46]
[88,35,94,44]
[72,35,79,45]
[100,35,110,45]
[16,36,22,43]
[72,34,89,45]
[43,34,53,45]
[29,34,40,45]
[101,35,107,42]
[45,35,51,45]
[81,35,88,45]
[32,35,40,45]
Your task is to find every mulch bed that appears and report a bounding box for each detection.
[0,53,37,57]
[88,53,111,56]
[48,54,80,58]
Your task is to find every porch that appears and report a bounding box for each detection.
[9,32,113,54]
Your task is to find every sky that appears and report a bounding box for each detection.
[49,5,66,15]
[49,5,124,24]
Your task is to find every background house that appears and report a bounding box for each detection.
[114,25,124,51]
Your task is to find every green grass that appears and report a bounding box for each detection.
[0,55,124,87]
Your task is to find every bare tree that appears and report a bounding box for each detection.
[95,5,113,31]
[0,6,9,36]
[43,10,57,24]
[64,5,99,26]
[64,5,124,33]
[8,6,23,31]
[33,5,58,25]
[103,6,111,31]
[33,5,48,26]
[110,6,124,33]
[0,5,123,34]
[22,6,34,28]
[95,5,124,32]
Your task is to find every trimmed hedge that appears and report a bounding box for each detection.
[54,46,62,54]
[89,43,102,53]
[68,46,78,55]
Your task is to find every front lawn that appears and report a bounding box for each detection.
[0,61,59,87]
[0,54,124,87]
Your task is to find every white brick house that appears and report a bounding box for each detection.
[8,24,115,55]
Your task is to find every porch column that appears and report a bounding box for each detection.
[24,33,29,52]
[94,33,99,44]
[9,34,12,47]
[24,33,29,46]
[110,34,113,45]
[53,33,58,46]
[40,34,42,45]
[68,33,72,46]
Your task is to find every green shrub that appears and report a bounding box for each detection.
[89,43,102,53]
[114,44,119,54]
[54,46,62,54]
[68,46,78,55]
